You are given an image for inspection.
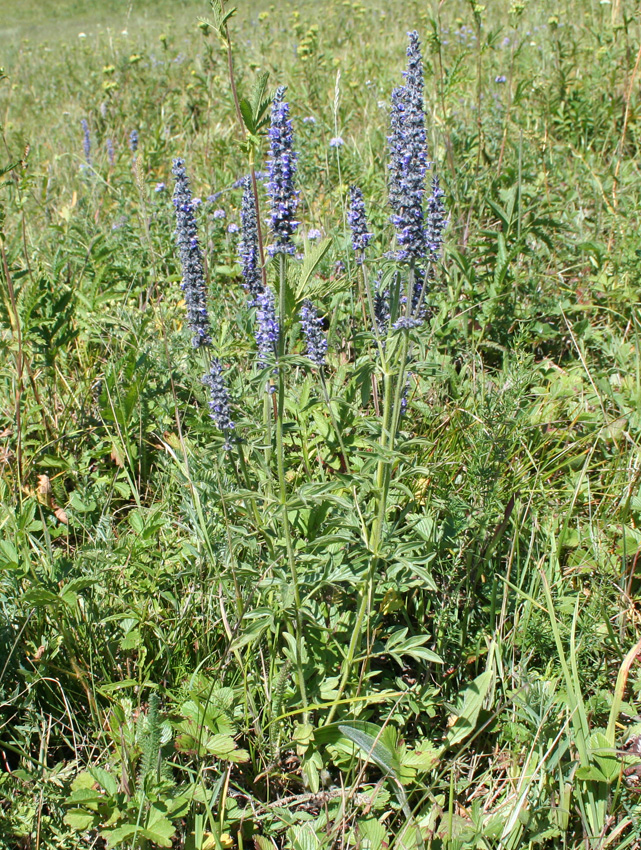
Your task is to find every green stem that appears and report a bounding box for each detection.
[276,253,308,718]
[236,439,274,560]
[326,266,415,724]
[326,356,396,725]
[319,371,350,474]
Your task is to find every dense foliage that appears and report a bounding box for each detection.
[1,1,641,848]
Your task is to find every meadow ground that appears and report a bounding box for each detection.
[2,0,641,848]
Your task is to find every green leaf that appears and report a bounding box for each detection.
[0,539,20,569]
[589,731,619,782]
[101,824,138,848]
[249,71,271,130]
[142,810,176,846]
[0,160,19,177]
[384,628,443,666]
[21,588,62,608]
[89,767,118,796]
[230,608,274,650]
[64,809,96,831]
[238,98,255,135]
[294,238,333,300]
[357,818,389,850]
[337,722,399,778]
[287,824,322,850]
[444,670,494,748]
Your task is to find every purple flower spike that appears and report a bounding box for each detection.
[300,300,327,367]
[172,157,212,348]
[266,86,299,256]
[203,358,235,449]
[387,31,429,264]
[238,177,263,303]
[347,186,372,264]
[255,286,279,365]
[81,119,91,163]
[426,174,447,260]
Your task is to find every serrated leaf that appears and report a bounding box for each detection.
[357,818,388,850]
[250,71,271,129]
[294,238,333,300]
[238,98,255,135]
[140,818,175,848]
[101,824,138,848]
[21,588,62,607]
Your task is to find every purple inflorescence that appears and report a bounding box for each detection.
[129,129,138,153]
[172,157,212,348]
[300,299,327,367]
[106,138,115,166]
[387,31,430,264]
[373,274,390,336]
[81,119,91,163]
[266,86,299,256]
[202,358,235,449]
[255,287,279,365]
[426,174,447,259]
[392,316,424,331]
[238,177,263,303]
[400,373,412,418]
[347,186,373,263]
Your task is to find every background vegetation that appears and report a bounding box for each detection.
[2,0,641,848]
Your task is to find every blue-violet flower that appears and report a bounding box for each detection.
[255,287,279,365]
[300,299,327,367]
[387,31,429,263]
[266,86,299,256]
[347,186,373,263]
[81,119,91,163]
[238,177,263,302]
[172,157,212,348]
[202,358,235,449]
